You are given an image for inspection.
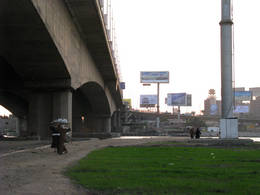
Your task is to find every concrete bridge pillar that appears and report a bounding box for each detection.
[111,111,121,132]
[28,92,52,138]
[17,117,27,137]
[83,115,111,133]
[72,114,85,134]
[116,111,121,131]
[52,89,72,128]
[111,112,117,131]
[104,117,111,133]
[28,89,72,139]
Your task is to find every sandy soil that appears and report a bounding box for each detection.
[0,136,188,195]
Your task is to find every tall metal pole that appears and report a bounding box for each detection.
[177,106,180,120]
[219,0,238,139]
[220,0,234,118]
[156,82,160,128]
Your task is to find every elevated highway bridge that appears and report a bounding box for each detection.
[0,0,122,138]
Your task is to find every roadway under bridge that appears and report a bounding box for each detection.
[0,0,122,138]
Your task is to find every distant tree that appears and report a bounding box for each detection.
[186,117,206,128]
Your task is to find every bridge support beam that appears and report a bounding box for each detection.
[27,89,72,139]
[17,117,27,137]
[111,112,117,131]
[28,92,52,138]
[104,117,111,133]
[111,111,121,132]
[85,115,111,133]
[117,111,121,131]
[52,89,72,128]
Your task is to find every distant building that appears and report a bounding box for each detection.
[204,89,221,116]
[250,96,260,118]
[234,87,245,92]
[0,116,19,136]
[249,87,260,98]
[216,100,221,116]
[204,87,260,118]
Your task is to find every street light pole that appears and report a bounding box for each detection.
[220,0,234,119]
[219,0,238,138]
[156,82,160,128]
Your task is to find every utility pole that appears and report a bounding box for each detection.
[156,82,160,128]
[219,0,238,138]
[220,0,233,119]
[177,106,180,120]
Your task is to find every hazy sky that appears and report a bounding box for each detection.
[112,0,260,114]
[1,1,260,116]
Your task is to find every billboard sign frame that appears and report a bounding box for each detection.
[140,71,169,83]
[233,105,249,113]
[167,93,187,106]
[123,99,132,108]
[186,94,192,106]
[140,95,158,107]
[210,104,218,115]
[234,91,252,101]
[120,82,125,89]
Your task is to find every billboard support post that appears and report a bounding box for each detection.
[140,71,169,129]
[177,106,180,120]
[157,82,160,128]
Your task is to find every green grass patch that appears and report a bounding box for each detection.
[66,146,260,194]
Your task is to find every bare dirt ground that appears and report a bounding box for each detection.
[0,136,189,195]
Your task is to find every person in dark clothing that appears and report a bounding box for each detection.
[50,125,60,151]
[57,124,68,155]
[189,127,195,139]
[195,127,201,139]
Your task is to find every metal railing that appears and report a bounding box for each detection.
[98,0,122,84]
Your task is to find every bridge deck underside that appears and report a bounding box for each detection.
[65,0,117,81]
[0,0,70,84]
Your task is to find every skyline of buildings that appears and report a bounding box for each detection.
[204,87,260,118]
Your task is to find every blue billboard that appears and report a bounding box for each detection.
[234,91,252,101]
[210,104,218,115]
[140,95,157,107]
[140,71,169,83]
[233,105,249,113]
[167,93,186,106]
[120,82,125,89]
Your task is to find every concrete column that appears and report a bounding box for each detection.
[104,117,111,133]
[111,112,117,131]
[72,91,87,134]
[52,89,72,128]
[17,117,27,137]
[116,111,121,131]
[84,114,112,133]
[28,92,52,139]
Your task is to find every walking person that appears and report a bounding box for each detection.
[189,127,195,139]
[57,124,68,154]
[195,127,201,139]
[50,123,60,152]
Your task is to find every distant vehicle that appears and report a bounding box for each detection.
[207,127,219,132]
[3,129,17,138]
